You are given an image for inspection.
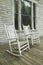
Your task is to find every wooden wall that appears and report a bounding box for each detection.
[0,0,13,43]
[36,1,43,36]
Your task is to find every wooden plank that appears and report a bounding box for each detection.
[6,50,22,56]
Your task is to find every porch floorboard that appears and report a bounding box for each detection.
[0,37,43,65]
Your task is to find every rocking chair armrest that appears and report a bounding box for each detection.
[8,38,17,40]
[25,33,32,36]
[17,30,24,33]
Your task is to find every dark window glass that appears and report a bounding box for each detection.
[15,0,18,30]
[33,3,36,29]
[21,0,32,29]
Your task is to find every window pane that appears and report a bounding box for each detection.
[15,0,18,30]
[33,3,36,29]
[21,0,32,29]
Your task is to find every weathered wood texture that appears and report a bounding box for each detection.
[0,0,12,43]
[0,0,43,43]
[0,37,43,65]
[36,2,43,36]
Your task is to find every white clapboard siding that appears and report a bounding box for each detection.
[0,23,8,43]
[0,0,13,43]
[36,2,43,36]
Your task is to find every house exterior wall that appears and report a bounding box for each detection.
[0,0,13,43]
[36,3,43,36]
[0,0,43,43]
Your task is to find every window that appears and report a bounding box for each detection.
[21,0,32,29]
[14,0,36,30]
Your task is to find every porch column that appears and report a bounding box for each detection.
[18,0,21,30]
[12,0,15,27]
[31,2,34,30]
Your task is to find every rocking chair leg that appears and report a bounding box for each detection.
[27,39,30,49]
[17,40,22,56]
[9,41,12,52]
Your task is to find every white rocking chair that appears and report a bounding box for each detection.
[31,29,40,45]
[23,25,40,45]
[4,24,29,56]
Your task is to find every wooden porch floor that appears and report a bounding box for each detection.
[0,37,43,65]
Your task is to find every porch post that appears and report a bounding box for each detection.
[12,0,15,27]
[18,0,21,30]
[31,2,34,30]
